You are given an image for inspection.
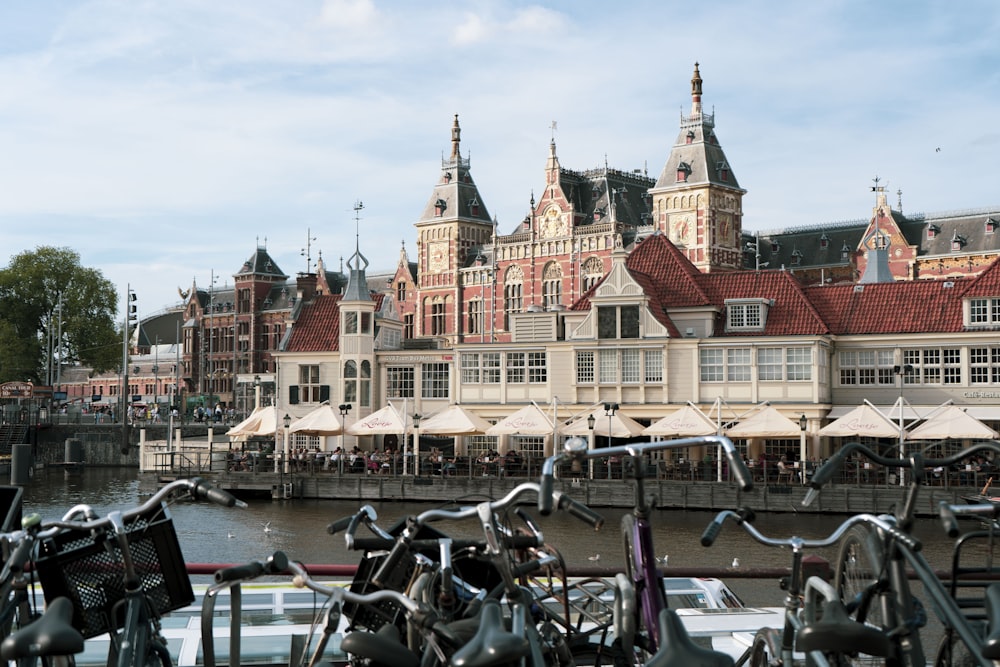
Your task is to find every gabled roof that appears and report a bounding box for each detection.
[625,233,711,308]
[804,280,967,335]
[285,294,342,352]
[961,254,1000,298]
[235,247,288,280]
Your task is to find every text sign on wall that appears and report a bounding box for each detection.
[0,382,33,398]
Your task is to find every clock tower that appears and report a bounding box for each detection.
[649,63,746,272]
[414,115,495,341]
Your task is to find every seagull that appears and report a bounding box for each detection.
[588,553,601,562]
[656,554,669,565]
[262,522,272,534]
[227,531,235,539]
[731,557,740,568]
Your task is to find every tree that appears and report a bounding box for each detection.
[0,246,120,383]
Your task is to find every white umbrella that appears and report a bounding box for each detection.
[818,402,900,438]
[563,410,647,438]
[906,405,999,440]
[417,405,493,435]
[726,406,802,438]
[643,404,718,437]
[346,404,412,435]
[227,406,279,438]
[289,403,344,436]
[486,403,557,436]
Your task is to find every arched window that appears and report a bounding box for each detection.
[504,265,524,330]
[542,262,563,309]
[343,360,358,403]
[582,256,604,292]
[360,360,371,407]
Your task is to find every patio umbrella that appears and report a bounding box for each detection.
[227,405,279,438]
[643,404,718,437]
[289,403,344,436]
[486,403,556,436]
[726,406,802,438]
[417,405,493,435]
[905,405,999,440]
[346,404,412,435]
[818,402,901,438]
[563,410,647,438]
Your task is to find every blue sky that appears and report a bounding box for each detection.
[2,1,999,316]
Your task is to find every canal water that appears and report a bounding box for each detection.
[18,467,967,611]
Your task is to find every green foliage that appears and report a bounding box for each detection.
[0,246,120,383]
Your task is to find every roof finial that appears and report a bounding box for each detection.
[691,62,703,116]
[450,114,461,160]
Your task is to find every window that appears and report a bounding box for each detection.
[361,312,372,335]
[621,349,640,383]
[298,365,321,403]
[504,267,523,330]
[597,306,641,339]
[576,351,595,384]
[506,352,525,384]
[970,347,1000,384]
[582,257,604,292]
[344,311,358,335]
[528,352,547,383]
[421,362,450,399]
[461,353,480,384]
[838,349,895,386]
[727,349,751,382]
[430,302,446,336]
[757,348,783,381]
[725,300,766,331]
[404,314,414,339]
[359,360,371,406]
[386,366,414,398]
[542,263,562,309]
[644,350,663,383]
[969,298,1000,326]
[483,352,501,383]
[700,349,724,382]
[467,300,483,335]
[599,350,617,384]
[397,281,406,303]
[343,360,357,403]
[902,348,962,385]
[238,288,251,312]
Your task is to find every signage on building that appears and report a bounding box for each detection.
[53,391,67,400]
[0,382,33,398]
[383,355,453,363]
[92,395,102,403]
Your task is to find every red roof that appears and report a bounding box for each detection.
[286,294,342,352]
[804,280,966,334]
[961,255,1000,298]
[703,270,830,335]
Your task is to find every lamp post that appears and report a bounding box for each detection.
[604,402,618,480]
[799,414,807,484]
[338,403,351,475]
[413,413,422,476]
[894,364,914,486]
[587,412,596,479]
[253,375,261,411]
[283,413,291,474]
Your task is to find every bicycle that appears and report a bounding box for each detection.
[806,441,1000,666]
[701,507,918,666]
[28,477,245,667]
[540,434,753,665]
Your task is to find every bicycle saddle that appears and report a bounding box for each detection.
[450,600,529,667]
[0,596,84,660]
[645,608,733,667]
[795,597,891,658]
[340,623,420,667]
[982,582,1000,659]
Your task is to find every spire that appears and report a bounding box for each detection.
[450,114,461,160]
[691,62,703,116]
[342,200,372,301]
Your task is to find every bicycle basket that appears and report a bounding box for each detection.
[34,503,194,639]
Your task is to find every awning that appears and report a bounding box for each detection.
[818,402,901,438]
[417,405,493,435]
[643,404,718,437]
[346,404,413,436]
[726,406,802,438]
[562,410,647,438]
[486,403,557,436]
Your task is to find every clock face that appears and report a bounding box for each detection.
[671,214,692,245]
[429,241,448,272]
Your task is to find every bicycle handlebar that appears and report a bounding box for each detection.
[701,508,922,553]
[214,550,290,583]
[938,500,1000,538]
[539,435,752,514]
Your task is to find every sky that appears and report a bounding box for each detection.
[2,1,999,317]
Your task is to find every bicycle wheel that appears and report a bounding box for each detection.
[933,630,978,667]
[621,513,636,582]
[747,628,780,667]
[833,523,890,666]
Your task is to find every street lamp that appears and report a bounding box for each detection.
[799,414,807,484]
[283,413,292,474]
[253,375,261,411]
[413,413,422,476]
[604,402,618,480]
[587,413,596,479]
[894,364,915,486]
[338,403,351,475]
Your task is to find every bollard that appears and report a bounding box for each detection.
[10,444,32,485]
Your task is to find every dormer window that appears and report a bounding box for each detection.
[591,184,600,198]
[927,224,940,239]
[593,207,606,221]
[676,161,692,183]
[469,196,480,217]
[951,230,966,251]
[715,161,730,182]
[968,297,1000,326]
[685,131,695,145]
[841,242,851,260]
[434,198,447,216]
[725,298,771,332]
[987,218,998,234]
[443,172,452,183]
[820,233,830,249]
[791,249,803,265]
[771,240,780,252]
